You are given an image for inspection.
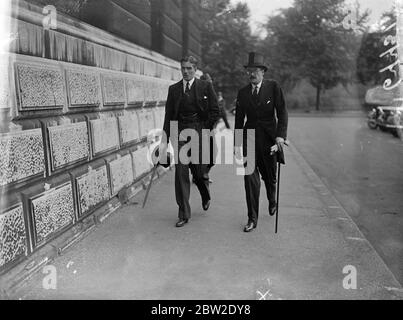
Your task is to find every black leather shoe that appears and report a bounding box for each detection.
[243,222,256,232]
[269,203,277,216]
[175,219,188,227]
[202,199,210,211]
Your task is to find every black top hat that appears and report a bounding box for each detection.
[244,52,268,71]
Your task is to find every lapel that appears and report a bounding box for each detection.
[247,80,270,110]
[194,78,204,112]
[173,80,184,117]
[194,78,201,103]
[258,80,270,106]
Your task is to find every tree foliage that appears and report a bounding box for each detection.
[259,0,368,110]
[356,9,396,86]
[200,0,257,101]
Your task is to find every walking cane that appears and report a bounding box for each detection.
[272,140,289,234]
[275,163,281,233]
[142,164,158,208]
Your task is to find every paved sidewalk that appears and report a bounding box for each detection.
[12,128,403,300]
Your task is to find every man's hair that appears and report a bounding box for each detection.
[180,55,198,68]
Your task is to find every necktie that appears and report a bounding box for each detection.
[252,86,259,103]
[185,82,190,94]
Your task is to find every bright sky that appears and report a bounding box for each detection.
[232,0,395,35]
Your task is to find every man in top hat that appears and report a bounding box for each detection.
[234,52,288,232]
[160,56,220,227]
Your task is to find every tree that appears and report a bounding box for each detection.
[200,0,257,102]
[260,0,368,110]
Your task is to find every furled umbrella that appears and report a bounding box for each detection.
[271,140,289,233]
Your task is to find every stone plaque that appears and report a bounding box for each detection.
[147,109,156,134]
[161,66,172,80]
[138,109,155,138]
[0,204,27,268]
[102,75,125,105]
[67,70,100,106]
[154,80,166,102]
[48,122,89,171]
[77,166,110,216]
[0,129,45,186]
[90,117,119,156]
[118,111,140,145]
[109,154,134,195]
[126,78,144,104]
[144,79,157,102]
[153,107,165,130]
[0,62,10,109]
[156,81,165,101]
[16,64,64,110]
[174,69,181,81]
[132,146,152,178]
[144,60,157,77]
[126,56,141,74]
[32,183,75,245]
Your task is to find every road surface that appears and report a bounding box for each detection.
[288,114,403,285]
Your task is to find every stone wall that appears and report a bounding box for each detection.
[23,0,203,62]
[0,0,181,274]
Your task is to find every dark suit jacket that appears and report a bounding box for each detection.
[162,78,220,143]
[234,79,288,151]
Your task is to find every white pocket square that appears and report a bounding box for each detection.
[203,96,208,99]
[267,100,271,104]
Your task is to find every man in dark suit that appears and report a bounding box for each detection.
[234,52,288,232]
[160,56,220,227]
[199,73,230,181]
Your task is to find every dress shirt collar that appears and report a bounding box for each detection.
[183,78,195,92]
[251,80,263,93]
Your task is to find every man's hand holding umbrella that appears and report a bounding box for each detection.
[142,142,172,208]
[270,137,289,233]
